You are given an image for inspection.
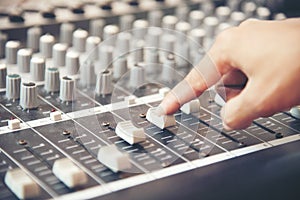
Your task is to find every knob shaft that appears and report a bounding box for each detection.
[20,82,39,109]
[6,74,21,100]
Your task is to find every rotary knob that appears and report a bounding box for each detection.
[53,43,68,67]
[59,76,76,102]
[40,34,55,58]
[20,82,39,109]
[95,70,113,95]
[80,61,96,87]
[27,27,41,52]
[5,41,21,64]
[17,48,33,73]
[72,29,88,53]
[45,68,60,93]
[30,57,45,81]
[129,64,145,88]
[60,23,75,45]
[0,64,7,88]
[66,51,80,75]
[6,74,21,100]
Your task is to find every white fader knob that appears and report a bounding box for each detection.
[20,82,39,109]
[0,64,7,88]
[6,74,21,100]
[5,40,21,64]
[52,158,88,188]
[52,43,68,67]
[45,67,60,93]
[27,26,41,52]
[290,106,300,119]
[146,107,176,129]
[30,57,45,81]
[59,76,76,102]
[72,29,88,52]
[17,48,32,73]
[116,121,146,145]
[97,145,131,172]
[95,70,113,95]
[40,34,55,58]
[180,99,201,114]
[5,168,40,199]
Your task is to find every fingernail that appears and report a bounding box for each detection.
[222,121,233,131]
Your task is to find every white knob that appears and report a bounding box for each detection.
[66,51,80,75]
[148,10,163,27]
[27,26,41,52]
[17,48,32,73]
[216,6,231,23]
[0,32,7,58]
[52,43,68,67]
[120,14,135,31]
[89,19,105,37]
[129,64,145,88]
[60,23,75,45]
[80,61,96,87]
[86,36,101,60]
[40,34,55,58]
[189,10,205,29]
[113,56,127,80]
[30,57,45,81]
[5,40,20,64]
[72,29,88,52]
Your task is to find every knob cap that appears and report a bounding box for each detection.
[72,29,88,52]
[17,48,32,73]
[30,57,45,81]
[59,76,76,102]
[5,41,21,64]
[145,27,162,49]
[129,64,145,88]
[27,27,41,52]
[66,51,80,75]
[6,74,21,100]
[53,43,68,67]
[95,70,113,95]
[162,15,178,30]
[103,25,119,46]
[45,68,60,92]
[133,19,148,40]
[0,64,7,88]
[115,32,131,56]
[40,34,55,58]
[95,45,114,74]
[60,23,75,45]
[20,82,39,109]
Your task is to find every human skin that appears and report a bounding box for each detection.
[159,18,300,130]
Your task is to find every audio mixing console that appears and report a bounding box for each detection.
[0,0,299,199]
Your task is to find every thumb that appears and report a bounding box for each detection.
[221,81,260,130]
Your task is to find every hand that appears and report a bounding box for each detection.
[159,18,300,130]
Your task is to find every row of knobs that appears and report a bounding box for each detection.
[2,67,76,109]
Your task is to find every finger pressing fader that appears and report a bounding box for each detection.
[146,107,176,129]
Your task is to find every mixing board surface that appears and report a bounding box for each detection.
[0,0,299,199]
